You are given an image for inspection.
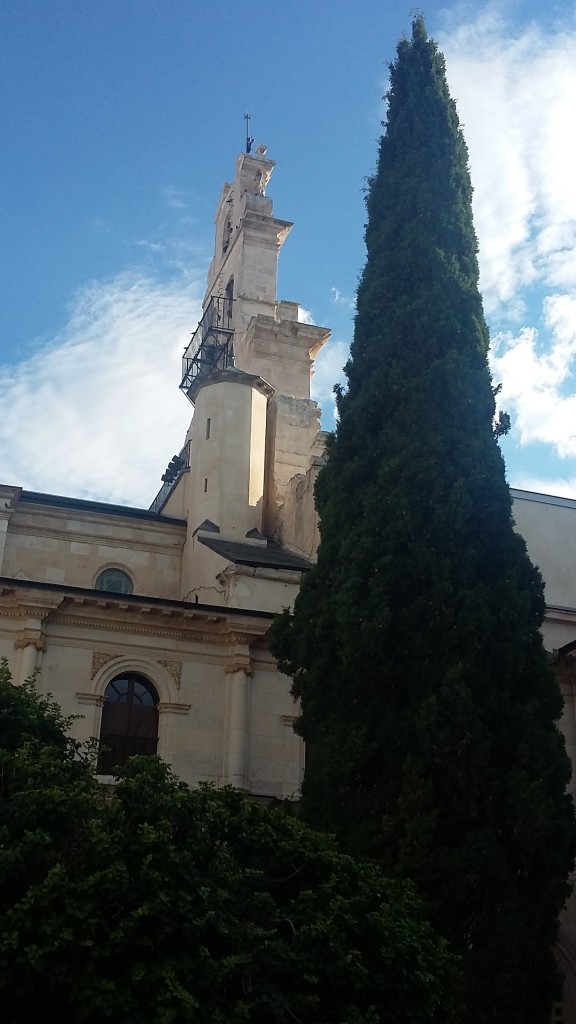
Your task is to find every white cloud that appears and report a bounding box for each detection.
[490,295,576,455]
[311,339,349,424]
[441,8,576,316]
[4,7,576,507]
[330,287,356,310]
[439,6,576,487]
[298,306,314,325]
[0,271,202,507]
[135,239,165,253]
[511,474,576,501]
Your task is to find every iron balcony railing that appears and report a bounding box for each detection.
[149,440,191,514]
[180,295,234,401]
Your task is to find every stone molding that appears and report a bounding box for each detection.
[157,701,191,715]
[52,617,263,645]
[224,632,259,647]
[76,692,104,707]
[90,652,180,706]
[91,652,183,691]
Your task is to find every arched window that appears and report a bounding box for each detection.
[224,275,234,326]
[98,673,159,774]
[95,568,133,595]
[222,214,233,255]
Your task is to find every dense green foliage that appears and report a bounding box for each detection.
[0,659,455,1023]
[271,17,575,1023]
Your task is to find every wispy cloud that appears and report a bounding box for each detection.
[512,473,576,501]
[135,239,165,253]
[439,5,576,486]
[442,9,576,317]
[0,270,202,506]
[3,7,576,507]
[330,287,356,310]
[161,186,189,211]
[318,8,576,483]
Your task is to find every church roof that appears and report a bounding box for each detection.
[198,534,312,572]
[20,490,185,526]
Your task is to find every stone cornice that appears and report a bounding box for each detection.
[545,606,576,626]
[219,563,303,585]
[0,578,273,620]
[51,618,269,646]
[191,367,275,400]
[241,210,292,247]
[0,581,273,649]
[0,590,64,622]
[247,314,330,356]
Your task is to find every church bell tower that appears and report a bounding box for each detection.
[151,140,330,601]
[179,143,326,404]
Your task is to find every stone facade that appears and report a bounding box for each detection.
[506,488,576,1023]
[1,150,576,1018]
[0,149,328,800]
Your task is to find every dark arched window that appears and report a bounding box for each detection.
[98,673,159,774]
[222,214,232,255]
[224,275,234,326]
[95,568,133,595]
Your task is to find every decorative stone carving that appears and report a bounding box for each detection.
[225,657,253,676]
[91,651,116,679]
[225,632,255,647]
[14,634,46,652]
[158,659,182,689]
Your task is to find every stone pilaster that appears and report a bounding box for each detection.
[13,595,62,683]
[225,651,253,789]
[156,701,191,761]
[14,634,46,682]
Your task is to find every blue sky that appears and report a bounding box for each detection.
[1,0,576,506]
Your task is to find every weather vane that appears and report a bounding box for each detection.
[244,113,254,154]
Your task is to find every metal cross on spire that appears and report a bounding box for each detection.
[244,113,254,154]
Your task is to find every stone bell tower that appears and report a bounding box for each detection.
[180,144,328,404]
[151,143,330,600]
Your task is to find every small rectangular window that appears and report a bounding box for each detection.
[203,478,208,493]
[206,417,211,439]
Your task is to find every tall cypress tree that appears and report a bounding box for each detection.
[271,17,575,1023]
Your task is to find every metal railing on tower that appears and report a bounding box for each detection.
[180,295,234,403]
